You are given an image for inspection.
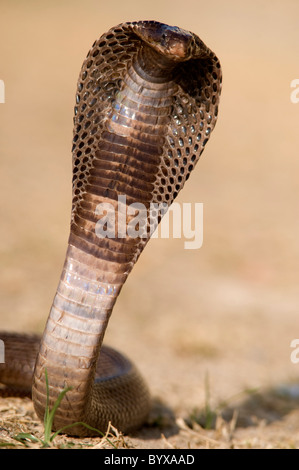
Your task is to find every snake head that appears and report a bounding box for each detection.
[132,21,196,62]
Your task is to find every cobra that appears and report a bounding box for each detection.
[0,21,222,436]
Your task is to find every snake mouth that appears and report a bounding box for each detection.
[132,21,194,62]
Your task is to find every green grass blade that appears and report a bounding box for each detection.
[0,441,17,447]
[41,369,116,448]
[13,432,40,444]
[48,386,73,425]
[42,368,73,446]
[50,421,116,448]
[50,421,103,441]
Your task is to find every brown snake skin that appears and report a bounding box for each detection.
[0,21,222,436]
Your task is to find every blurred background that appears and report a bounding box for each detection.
[1,0,299,446]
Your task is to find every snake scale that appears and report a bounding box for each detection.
[0,21,222,436]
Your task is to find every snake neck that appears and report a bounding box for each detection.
[32,244,118,431]
[32,54,177,432]
[133,44,178,83]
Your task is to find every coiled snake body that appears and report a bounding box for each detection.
[0,21,221,436]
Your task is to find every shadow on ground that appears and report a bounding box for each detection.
[184,382,299,431]
[135,381,299,442]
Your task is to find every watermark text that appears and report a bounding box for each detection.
[95,196,203,250]
[0,80,4,103]
[0,339,4,363]
[290,79,299,103]
[290,339,299,364]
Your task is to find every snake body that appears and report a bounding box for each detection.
[0,21,221,436]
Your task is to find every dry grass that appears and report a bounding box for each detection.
[1,384,299,449]
[0,397,130,448]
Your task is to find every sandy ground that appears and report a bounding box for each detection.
[0,0,299,449]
